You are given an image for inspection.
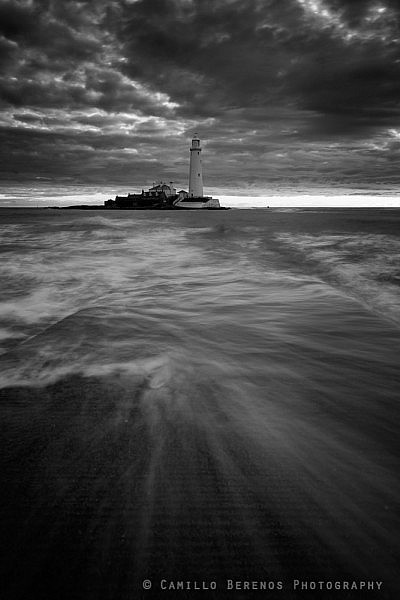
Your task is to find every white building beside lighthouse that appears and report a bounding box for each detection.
[189,133,203,197]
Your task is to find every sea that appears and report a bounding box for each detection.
[0,208,399,600]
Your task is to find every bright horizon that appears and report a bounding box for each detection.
[1,187,399,209]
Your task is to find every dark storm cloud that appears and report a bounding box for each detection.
[119,0,300,114]
[118,0,400,119]
[0,0,157,114]
[0,124,180,186]
[0,0,100,65]
[0,1,36,41]
[1,0,400,190]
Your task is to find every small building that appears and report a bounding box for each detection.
[105,182,178,209]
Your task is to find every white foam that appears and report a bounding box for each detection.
[276,232,400,325]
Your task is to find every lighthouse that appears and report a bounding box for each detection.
[189,133,203,197]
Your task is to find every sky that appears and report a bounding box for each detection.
[1,0,400,203]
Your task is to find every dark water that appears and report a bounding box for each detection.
[0,208,399,600]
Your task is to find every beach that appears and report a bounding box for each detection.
[0,208,399,599]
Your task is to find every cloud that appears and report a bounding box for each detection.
[1,0,400,191]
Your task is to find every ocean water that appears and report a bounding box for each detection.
[0,208,399,600]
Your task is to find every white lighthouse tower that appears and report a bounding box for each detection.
[189,133,203,197]
[172,133,220,208]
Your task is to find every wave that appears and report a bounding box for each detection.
[275,232,400,326]
[1,209,400,598]
[1,310,398,599]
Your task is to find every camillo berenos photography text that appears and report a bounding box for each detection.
[143,579,384,592]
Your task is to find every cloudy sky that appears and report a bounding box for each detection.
[1,0,400,198]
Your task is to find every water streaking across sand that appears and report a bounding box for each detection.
[0,208,399,600]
